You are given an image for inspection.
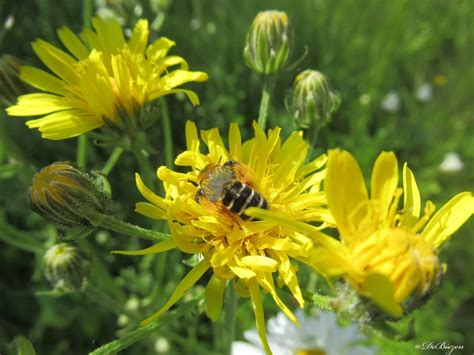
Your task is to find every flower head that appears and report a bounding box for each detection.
[243,10,292,74]
[325,150,473,317]
[286,69,340,130]
[114,121,335,354]
[29,162,110,227]
[6,17,208,140]
[43,243,91,292]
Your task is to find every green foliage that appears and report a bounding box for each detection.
[0,0,472,354]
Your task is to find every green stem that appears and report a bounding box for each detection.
[309,124,320,147]
[83,0,93,28]
[89,300,198,355]
[304,289,334,311]
[257,77,273,130]
[76,135,88,169]
[160,98,174,169]
[132,144,156,189]
[86,284,140,322]
[101,147,124,176]
[94,214,169,242]
[224,286,237,354]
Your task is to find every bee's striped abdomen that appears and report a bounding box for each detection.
[222,181,267,220]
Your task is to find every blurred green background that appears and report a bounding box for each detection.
[0,0,472,354]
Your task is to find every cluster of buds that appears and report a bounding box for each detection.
[43,243,91,292]
[29,162,110,228]
[286,69,340,129]
[243,10,292,75]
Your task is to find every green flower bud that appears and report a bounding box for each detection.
[286,70,340,129]
[243,10,292,74]
[43,243,91,292]
[0,55,29,106]
[29,162,110,228]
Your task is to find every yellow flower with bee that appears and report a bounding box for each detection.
[113,121,342,354]
[6,17,208,140]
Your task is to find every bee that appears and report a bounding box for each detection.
[193,160,268,220]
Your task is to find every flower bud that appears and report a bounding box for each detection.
[243,10,292,74]
[286,70,340,129]
[0,55,29,106]
[29,162,110,228]
[43,243,91,292]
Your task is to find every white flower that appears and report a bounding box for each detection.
[232,310,376,355]
[415,83,433,102]
[439,152,464,173]
[380,91,400,113]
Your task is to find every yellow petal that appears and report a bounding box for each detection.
[156,55,189,70]
[245,207,337,249]
[128,19,149,54]
[200,127,229,162]
[268,250,304,307]
[239,255,278,272]
[92,16,125,54]
[421,192,474,248]
[248,280,272,355]
[135,202,167,220]
[229,265,256,279]
[57,27,89,60]
[205,275,227,321]
[400,163,420,227]
[298,154,327,177]
[371,151,398,220]
[112,238,176,256]
[19,66,67,95]
[135,174,168,209]
[6,93,72,116]
[229,122,242,161]
[141,259,211,325]
[145,37,176,61]
[364,273,403,318]
[185,120,200,152]
[149,88,201,106]
[32,39,79,83]
[257,272,299,326]
[25,110,102,140]
[158,70,209,91]
[325,149,369,239]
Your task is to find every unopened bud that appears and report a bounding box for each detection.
[43,243,91,292]
[286,70,340,129]
[243,10,292,74]
[29,162,110,228]
[0,55,29,106]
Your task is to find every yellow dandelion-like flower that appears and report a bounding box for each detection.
[6,17,208,140]
[323,150,473,317]
[114,121,339,354]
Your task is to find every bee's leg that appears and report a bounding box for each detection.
[187,180,198,187]
[194,188,204,203]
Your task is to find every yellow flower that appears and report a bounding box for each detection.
[6,17,208,140]
[324,150,473,317]
[114,121,335,354]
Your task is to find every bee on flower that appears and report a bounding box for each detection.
[6,17,208,140]
[113,121,340,354]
